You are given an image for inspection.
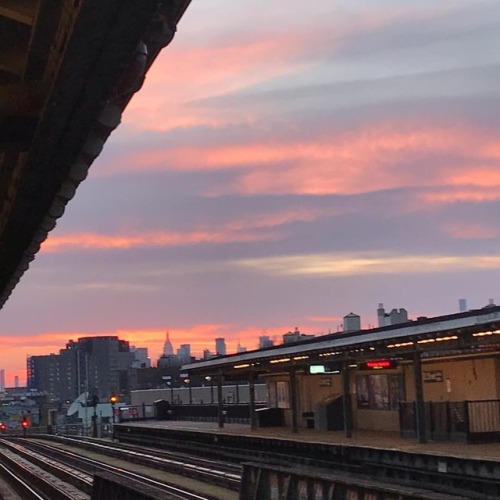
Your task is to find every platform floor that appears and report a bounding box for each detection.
[120,420,500,463]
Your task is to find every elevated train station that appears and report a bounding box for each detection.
[181,305,500,444]
[121,305,500,498]
[1,2,500,497]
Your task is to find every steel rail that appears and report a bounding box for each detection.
[0,447,81,500]
[0,460,46,500]
[33,434,241,489]
[8,439,222,500]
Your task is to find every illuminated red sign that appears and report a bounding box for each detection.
[361,360,396,370]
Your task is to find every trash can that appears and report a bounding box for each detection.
[154,399,172,420]
[255,407,284,427]
[314,394,344,431]
[302,412,315,429]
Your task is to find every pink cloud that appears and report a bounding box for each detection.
[224,207,327,230]
[40,228,281,253]
[123,6,435,133]
[420,187,500,204]
[123,28,319,132]
[210,125,499,196]
[444,223,500,239]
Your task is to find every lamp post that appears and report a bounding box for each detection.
[109,395,118,424]
[162,376,174,404]
[184,378,192,405]
[205,376,214,404]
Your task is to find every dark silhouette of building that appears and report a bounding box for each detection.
[27,336,138,402]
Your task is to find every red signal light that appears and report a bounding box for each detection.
[21,420,29,429]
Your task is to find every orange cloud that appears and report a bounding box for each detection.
[449,168,500,188]
[2,322,346,386]
[307,316,344,323]
[106,122,500,200]
[41,228,281,253]
[40,207,336,254]
[0,331,84,387]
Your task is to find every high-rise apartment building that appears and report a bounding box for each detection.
[177,344,191,364]
[27,336,137,402]
[27,354,59,398]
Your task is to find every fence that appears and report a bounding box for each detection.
[116,402,267,424]
[400,399,500,442]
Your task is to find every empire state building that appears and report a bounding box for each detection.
[163,331,174,356]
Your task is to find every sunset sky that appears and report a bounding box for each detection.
[1,0,500,386]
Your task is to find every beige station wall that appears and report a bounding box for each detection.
[300,374,343,413]
[290,357,500,432]
[404,357,499,402]
[264,373,343,428]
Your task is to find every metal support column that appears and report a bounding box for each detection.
[342,362,353,438]
[249,373,257,430]
[290,367,299,434]
[413,350,427,443]
[217,375,224,428]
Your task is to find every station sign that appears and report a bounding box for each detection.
[309,361,342,374]
[359,359,397,370]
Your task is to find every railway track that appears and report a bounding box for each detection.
[112,425,499,499]
[0,437,238,499]
[0,442,90,500]
[32,434,241,490]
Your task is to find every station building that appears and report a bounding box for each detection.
[183,305,500,443]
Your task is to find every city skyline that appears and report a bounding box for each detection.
[0,0,499,385]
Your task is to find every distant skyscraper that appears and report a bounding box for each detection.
[215,338,226,356]
[131,347,151,368]
[163,331,174,356]
[459,299,467,313]
[377,303,409,327]
[0,369,4,391]
[177,344,191,364]
[14,376,19,388]
[237,343,247,353]
[258,335,274,349]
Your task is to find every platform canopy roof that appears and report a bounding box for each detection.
[183,306,500,378]
[0,0,191,309]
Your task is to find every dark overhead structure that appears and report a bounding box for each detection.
[183,306,500,380]
[0,0,191,309]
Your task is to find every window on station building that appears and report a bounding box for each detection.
[356,373,404,411]
[268,381,290,409]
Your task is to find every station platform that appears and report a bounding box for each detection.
[117,419,500,462]
[113,420,500,498]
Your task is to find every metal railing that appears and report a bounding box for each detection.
[115,402,267,424]
[400,399,500,442]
